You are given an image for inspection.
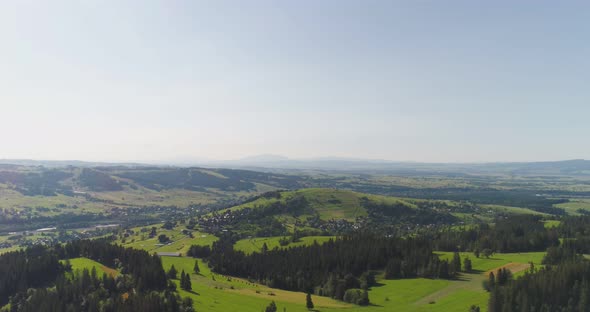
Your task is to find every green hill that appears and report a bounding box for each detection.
[201,188,459,236]
[229,188,417,221]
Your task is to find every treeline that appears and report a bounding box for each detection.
[7,268,194,312]
[430,215,559,252]
[0,245,63,305]
[489,261,590,312]
[0,240,191,311]
[0,169,72,196]
[557,216,590,253]
[57,239,168,292]
[487,215,590,311]
[342,184,569,215]
[78,168,123,191]
[195,234,456,303]
[360,197,458,225]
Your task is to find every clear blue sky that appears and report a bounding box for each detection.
[1,1,589,163]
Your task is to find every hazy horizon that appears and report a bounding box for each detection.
[2,1,590,163]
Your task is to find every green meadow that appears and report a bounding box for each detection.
[234,236,335,254]
[555,198,590,215]
[66,257,119,277]
[115,224,218,255]
[157,251,546,312]
[225,188,417,222]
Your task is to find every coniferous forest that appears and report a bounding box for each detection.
[199,234,458,303]
[0,240,193,312]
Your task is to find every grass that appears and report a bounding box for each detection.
[225,188,416,222]
[161,256,351,312]
[437,251,545,272]
[116,224,218,255]
[66,257,119,277]
[543,220,561,228]
[234,236,335,254]
[158,251,545,312]
[0,245,21,254]
[481,204,548,216]
[555,199,590,215]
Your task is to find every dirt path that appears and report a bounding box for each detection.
[415,262,530,305]
[484,262,530,275]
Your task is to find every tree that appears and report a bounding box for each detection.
[185,273,192,290]
[167,265,178,279]
[158,234,169,244]
[482,248,493,259]
[359,289,370,306]
[262,243,269,253]
[464,257,472,272]
[162,220,176,230]
[265,301,277,312]
[469,305,481,312]
[474,249,480,258]
[180,270,192,291]
[306,293,314,310]
[193,260,200,274]
[452,252,462,273]
[488,272,495,289]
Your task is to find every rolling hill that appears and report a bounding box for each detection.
[199,188,462,236]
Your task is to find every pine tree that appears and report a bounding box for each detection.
[193,260,200,274]
[184,273,192,291]
[453,252,462,273]
[464,257,472,272]
[359,289,370,306]
[265,301,277,312]
[579,279,589,312]
[180,270,188,290]
[488,272,496,289]
[306,293,314,310]
[167,265,178,279]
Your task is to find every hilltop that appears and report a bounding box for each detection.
[200,188,461,236]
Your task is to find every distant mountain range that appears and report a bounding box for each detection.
[0,159,147,168]
[1,157,590,176]
[201,156,590,176]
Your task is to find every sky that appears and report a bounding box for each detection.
[1,1,589,163]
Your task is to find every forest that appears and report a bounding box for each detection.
[195,234,459,304]
[429,215,560,252]
[0,240,193,312]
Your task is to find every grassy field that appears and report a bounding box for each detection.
[225,188,417,222]
[162,256,352,312]
[543,220,561,228]
[555,198,590,215]
[158,251,546,312]
[437,251,545,272]
[115,224,218,255]
[480,204,548,216]
[66,257,119,277]
[0,187,106,215]
[234,236,335,254]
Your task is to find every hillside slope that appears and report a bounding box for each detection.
[199,188,459,236]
